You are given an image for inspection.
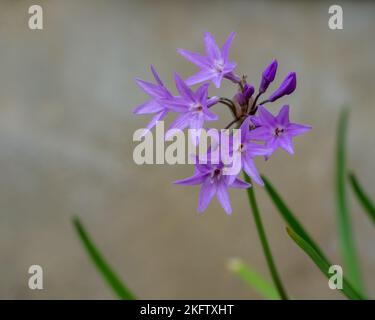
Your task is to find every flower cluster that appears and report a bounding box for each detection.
[134,32,311,214]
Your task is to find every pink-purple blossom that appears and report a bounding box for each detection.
[133,66,176,136]
[177,32,239,88]
[175,161,250,214]
[250,105,312,156]
[163,73,219,142]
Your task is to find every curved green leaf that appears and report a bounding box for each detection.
[286,227,365,300]
[73,216,136,300]
[261,175,327,261]
[348,172,375,225]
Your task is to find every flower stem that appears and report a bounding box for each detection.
[244,173,289,300]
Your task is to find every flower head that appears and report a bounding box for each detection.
[250,105,311,155]
[175,161,250,214]
[177,32,238,88]
[164,73,219,143]
[133,66,175,136]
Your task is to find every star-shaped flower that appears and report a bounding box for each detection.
[250,105,311,155]
[163,73,219,143]
[175,161,250,214]
[133,66,177,136]
[177,32,238,88]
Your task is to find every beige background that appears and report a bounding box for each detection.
[0,0,374,299]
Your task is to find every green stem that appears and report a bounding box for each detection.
[244,173,289,300]
[335,109,364,294]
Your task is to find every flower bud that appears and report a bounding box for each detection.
[243,84,255,100]
[234,84,254,107]
[268,72,296,102]
[259,59,278,93]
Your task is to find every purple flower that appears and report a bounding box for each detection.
[177,32,238,88]
[175,161,250,214]
[231,117,270,185]
[267,72,297,102]
[133,66,177,136]
[163,73,219,142]
[250,105,311,155]
[259,59,278,93]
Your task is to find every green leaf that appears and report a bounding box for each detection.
[261,175,327,261]
[244,173,289,300]
[348,172,375,225]
[72,216,136,300]
[228,258,280,300]
[286,227,365,300]
[335,108,364,294]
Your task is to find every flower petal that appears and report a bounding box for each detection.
[166,113,191,139]
[140,110,168,137]
[277,105,290,124]
[174,73,195,102]
[174,173,208,186]
[245,142,271,157]
[243,157,264,186]
[190,113,205,131]
[216,182,232,214]
[198,179,217,213]
[177,49,210,68]
[160,97,189,112]
[185,69,215,86]
[240,116,252,140]
[204,32,221,61]
[133,100,164,115]
[223,61,237,73]
[278,136,294,154]
[195,83,210,104]
[258,106,277,127]
[135,78,165,98]
[287,123,312,136]
[150,65,164,87]
[203,108,219,121]
[211,73,224,88]
[221,32,236,62]
[231,178,251,189]
[248,126,271,141]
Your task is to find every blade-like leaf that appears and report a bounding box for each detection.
[261,175,327,261]
[244,173,289,300]
[335,108,364,294]
[72,216,136,300]
[348,172,375,225]
[228,258,280,300]
[286,227,365,300]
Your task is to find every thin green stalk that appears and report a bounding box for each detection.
[73,216,136,300]
[335,108,364,294]
[244,173,289,300]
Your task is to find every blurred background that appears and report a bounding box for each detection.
[0,0,374,299]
